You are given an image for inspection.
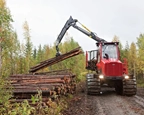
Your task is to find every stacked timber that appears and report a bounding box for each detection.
[9,70,76,99]
[9,47,83,101]
[29,47,83,73]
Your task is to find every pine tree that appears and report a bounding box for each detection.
[23,21,33,73]
[123,41,129,59]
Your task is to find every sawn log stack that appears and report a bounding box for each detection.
[9,47,83,100]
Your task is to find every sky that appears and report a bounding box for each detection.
[6,0,144,51]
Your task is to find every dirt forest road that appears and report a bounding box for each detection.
[63,83,144,115]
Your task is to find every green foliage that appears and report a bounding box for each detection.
[76,72,87,82]
[0,0,13,105]
[123,41,129,59]
[137,33,144,49]
[128,42,137,75]
[36,44,44,63]
[136,34,144,78]
[0,100,35,115]
[23,21,33,73]
[0,0,14,76]
[0,90,68,115]
[137,79,144,88]
[0,0,13,32]
[0,77,12,104]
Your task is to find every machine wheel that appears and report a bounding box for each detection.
[86,74,101,95]
[123,79,137,96]
[115,80,123,95]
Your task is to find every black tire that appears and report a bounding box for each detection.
[123,79,137,96]
[86,74,101,95]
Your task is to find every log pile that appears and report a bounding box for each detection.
[9,70,76,100]
[9,47,83,102]
[29,47,83,73]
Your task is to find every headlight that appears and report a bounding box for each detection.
[99,75,104,79]
[124,75,129,79]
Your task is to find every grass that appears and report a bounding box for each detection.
[137,79,144,88]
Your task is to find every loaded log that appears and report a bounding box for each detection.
[29,47,83,73]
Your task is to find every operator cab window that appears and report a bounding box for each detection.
[102,44,118,59]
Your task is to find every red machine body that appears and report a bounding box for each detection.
[86,42,126,77]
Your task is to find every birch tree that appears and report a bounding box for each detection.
[0,0,13,76]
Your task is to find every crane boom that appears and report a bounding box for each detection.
[55,16,106,56]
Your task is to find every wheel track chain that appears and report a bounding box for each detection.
[123,79,137,96]
[86,73,101,95]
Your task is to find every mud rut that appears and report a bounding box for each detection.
[63,83,144,115]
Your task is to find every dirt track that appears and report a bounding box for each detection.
[63,83,144,115]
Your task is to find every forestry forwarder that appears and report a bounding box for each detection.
[55,16,137,96]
